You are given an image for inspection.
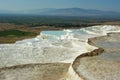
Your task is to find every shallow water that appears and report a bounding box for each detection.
[0,25,120,68]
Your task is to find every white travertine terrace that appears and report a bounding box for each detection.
[0,25,120,80]
[75,32,120,80]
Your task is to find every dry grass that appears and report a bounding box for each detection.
[0,23,61,43]
[103,21,120,25]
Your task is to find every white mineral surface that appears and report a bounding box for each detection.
[0,25,120,80]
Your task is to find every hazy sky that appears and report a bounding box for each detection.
[0,0,120,12]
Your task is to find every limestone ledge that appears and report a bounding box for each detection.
[72,32,120,80]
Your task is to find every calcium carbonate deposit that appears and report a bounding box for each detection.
[0,25,120,80]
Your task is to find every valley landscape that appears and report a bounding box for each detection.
[0,0,120,80]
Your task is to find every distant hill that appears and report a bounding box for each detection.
[0,8,120,18]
